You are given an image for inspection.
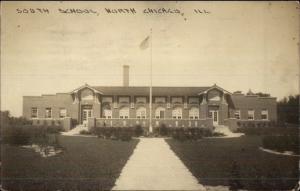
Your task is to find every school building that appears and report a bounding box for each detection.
[23,65,277,131]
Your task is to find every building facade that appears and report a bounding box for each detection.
[23,84,277,131]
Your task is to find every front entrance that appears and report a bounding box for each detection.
[81,105,93,126]
[209,110,219,125]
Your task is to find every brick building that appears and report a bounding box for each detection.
[23,66,277,131]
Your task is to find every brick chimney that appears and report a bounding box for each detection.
[123,65,129,87]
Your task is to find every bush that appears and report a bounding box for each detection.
[236,127,299,136]
[46,125,63,134]
[2,125,63,146]
[91,127,133,141]
[2,126,31,145]
[79,130,91,135]
[171,127,213,141]
[134,125,144,137]
[159,124,169,136]
[262,135,299,155]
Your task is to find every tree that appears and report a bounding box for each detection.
[277,95,299,125]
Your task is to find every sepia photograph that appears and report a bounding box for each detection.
[1,1,299,191]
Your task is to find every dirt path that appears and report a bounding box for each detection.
[112,138,205,190]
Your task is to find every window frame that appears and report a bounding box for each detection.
[103,108,112,119]
[136,107,146,119]
[261,109,268,120]
[45,108,52,118]
[172,107,183,119]
[31,107,38,118]
[119,107,129,119]
[189,107,199,120]
[234,110,241,120]
[59,108,67,118]
[247,109,255,120]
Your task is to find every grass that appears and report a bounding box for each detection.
[2,135,139,191]
[166,136,299,190]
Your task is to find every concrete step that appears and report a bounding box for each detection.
[214,125,244,138]
[61,125,88,136]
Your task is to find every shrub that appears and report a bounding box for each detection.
[134,125,144,137]
[171,127,213,141]
[262,135,299,154]
[237,126,299,136]
[79,130,91,135]
[159,124,168,136]
[2,125,63,146]
[2,126,31,145]
[46,125,63,134]
[91,127,133,141]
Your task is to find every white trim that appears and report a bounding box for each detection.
[69,83,103,94]
[198,84,232,95]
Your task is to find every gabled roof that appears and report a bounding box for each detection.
[198,84,232,95]
[92,86,210,96]
[70,84,103,94]
[69,84,232,96]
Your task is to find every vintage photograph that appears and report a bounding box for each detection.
[1,1,299,191]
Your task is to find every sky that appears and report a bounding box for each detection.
[1,1,299,117]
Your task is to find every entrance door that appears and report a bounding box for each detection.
[82,109,92,126]
[209,110,219,125]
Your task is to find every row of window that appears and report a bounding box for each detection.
[103,107,199,119]
[101,96,200,104]
[31,107,269,120]
[31,107,67,118]
[234,109,269,120]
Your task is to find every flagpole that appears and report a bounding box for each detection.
[149,28,153,134]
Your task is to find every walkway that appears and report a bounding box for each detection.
[112,138,205,190]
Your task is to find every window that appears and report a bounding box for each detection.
[59,108,67,118]
[234,110,241,119]
[155,107,165,119]
[31,107,38,118]
[189,107,199,119]
[104,109,112,119]
[119,107,129,119]
[172,107,182,119]
[248,109,254,120]
[261,109,268,120]
[136,107,146,119]
[45,108,52,118]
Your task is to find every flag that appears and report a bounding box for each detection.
[139,36,150,50]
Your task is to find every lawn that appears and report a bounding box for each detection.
[2,135,139,191]
[166,136,299,190]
